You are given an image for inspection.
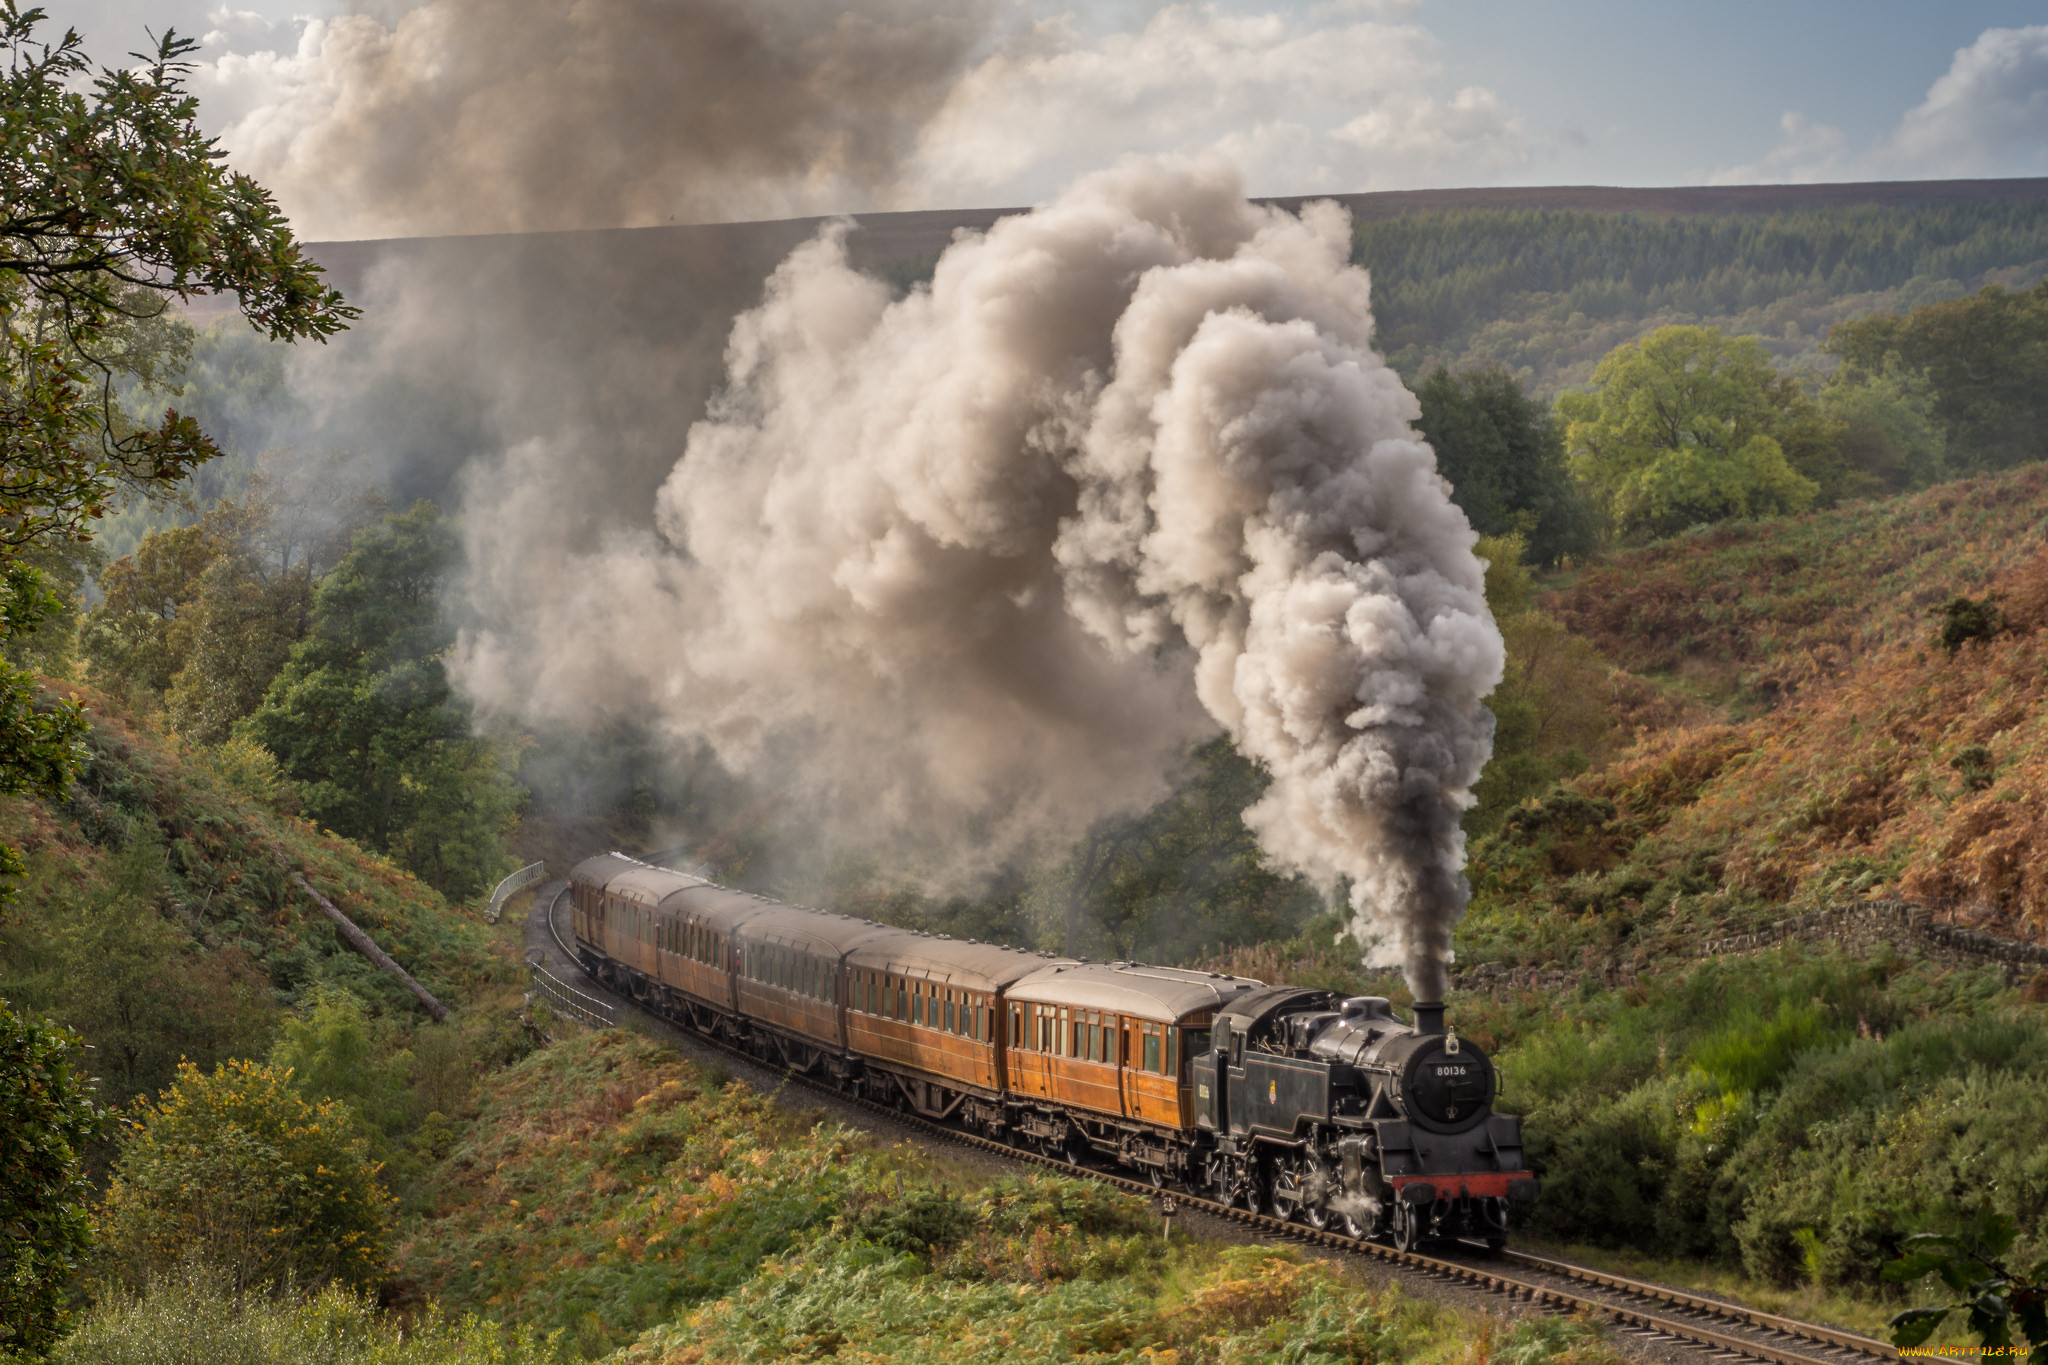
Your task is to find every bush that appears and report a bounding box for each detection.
[96,1060,392,1294]
[0,998,108,1357]
[1934,594,2006,653]
[46,1265,560,1365]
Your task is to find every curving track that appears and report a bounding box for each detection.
[529,881,1892,1365]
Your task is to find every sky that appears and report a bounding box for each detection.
[46,0,2048,239]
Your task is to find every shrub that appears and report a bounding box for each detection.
[1934,594,2006,653]
[96,1060,392,1294]
[46,1264,560,1365]
[0,998,108,1357]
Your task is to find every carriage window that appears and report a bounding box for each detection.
[897,983,908,1020]
[944,997,955,1033]
[1143,1029,1162,1074]
[1011,1006,1024,1048]
[1166,1028,1179,1075]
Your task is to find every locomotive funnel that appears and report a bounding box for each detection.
[1412,1001,1446,1035]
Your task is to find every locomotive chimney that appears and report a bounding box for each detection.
[1412,1001,1445,1035]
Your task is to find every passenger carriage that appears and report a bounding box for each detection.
[1003,963,1261,1181]
[842,935,1059,1128]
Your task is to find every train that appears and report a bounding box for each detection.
[567,851,1537,1250]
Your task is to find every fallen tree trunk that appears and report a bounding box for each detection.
[288,868,451,1022]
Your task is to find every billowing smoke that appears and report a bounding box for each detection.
[207,0,989,239]
[453,158,1502,997]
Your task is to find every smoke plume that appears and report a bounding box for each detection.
[208,0,987,239]
[454,158,1502,997]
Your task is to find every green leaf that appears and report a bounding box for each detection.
[1891,1307,1951,1349]
[1886,1248,1956,1283]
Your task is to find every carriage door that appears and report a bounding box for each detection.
[1117,1018,1135,1119]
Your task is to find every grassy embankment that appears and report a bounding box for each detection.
[390,1025,1618,1365]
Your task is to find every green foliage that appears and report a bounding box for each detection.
[245,504,522,901]
[1559,326,1820,541]
[270,989,417,1152]
[1040,737,1323,961]
[0,835,276,1106]
[97,1058,393,1294]
[395,1030,867,1357]
[0,997,108,1357]
[1480,951,2048,1288]
[47,1265,561,1365]
[0,6,350,555]
[1883,1208,2048,1362]
[0,4,351,916]
[1934,594,2007,654]
[1416,365,1595,564]
[1816,359,1945,494]
[1829,281,2048,475]
[0,566,89,830]
[1355,201,2048,393]
[1468,535,1615,832]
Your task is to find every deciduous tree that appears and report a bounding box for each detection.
[1415,365,1595,565]
[1558,326,1819,542]
[95,1059,391,1294]
[0,4,352,886]
[244,504,522,901]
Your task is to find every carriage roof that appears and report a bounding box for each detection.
[1008,962,1264,1021]
[845,933,1065,992]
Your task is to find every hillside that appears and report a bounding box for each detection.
[1463,465,2048,969]
[0,689,531,1112]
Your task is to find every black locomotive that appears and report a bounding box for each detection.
[1193,988,1532,1249]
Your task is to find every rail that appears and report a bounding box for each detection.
[486,862,547,923]
[525,954,617,1029]
[533,885,1890,1365]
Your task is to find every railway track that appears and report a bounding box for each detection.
[534,882,1894,1365]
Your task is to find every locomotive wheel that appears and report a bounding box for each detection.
[1390,1204,1420,1254]
[1143,1162,1168,1189]
[1270,1162,1305,1223]
[1298,1156,1332,1230]
[1336,1208,1370,1240]
[1218,1156,1255,1210]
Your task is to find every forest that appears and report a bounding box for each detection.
[7,17,2048,1353]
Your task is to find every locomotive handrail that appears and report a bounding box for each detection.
[526,955,617,1029]
[486,862,546,923]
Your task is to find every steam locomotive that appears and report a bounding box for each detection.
[567,852,1536,1248]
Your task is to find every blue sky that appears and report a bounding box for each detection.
[45,0,2048,237]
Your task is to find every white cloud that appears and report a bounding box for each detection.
[1886,25,2048,176]
[1704,111,1848,186]
[1709,25,2048,186]
[904,5,1530,206]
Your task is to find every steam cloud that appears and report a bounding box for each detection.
[454,158,1502,997]
[207,0,986,238]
